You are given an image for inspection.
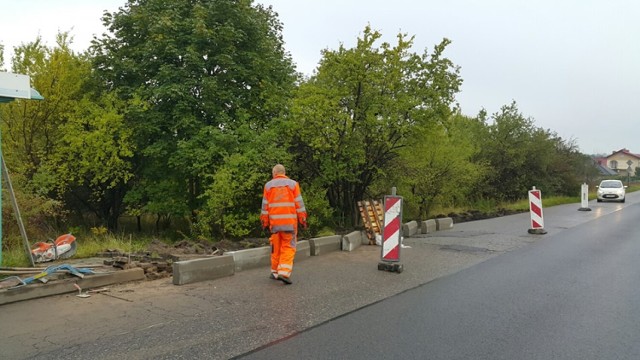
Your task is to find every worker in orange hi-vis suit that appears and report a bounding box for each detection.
[261,164,307,285]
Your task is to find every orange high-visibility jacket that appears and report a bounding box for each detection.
[261,174,306,233]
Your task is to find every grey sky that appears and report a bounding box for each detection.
[2,0,638,155]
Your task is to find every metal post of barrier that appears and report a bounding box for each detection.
[378,189,404,273]
[578,183,591,211]
[527,186,547,235]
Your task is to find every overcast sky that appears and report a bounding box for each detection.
[1,0,638,155]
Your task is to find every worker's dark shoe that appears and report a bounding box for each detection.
[269,273,278,280]
[277,275,292,285]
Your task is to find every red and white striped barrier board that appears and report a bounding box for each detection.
[528,187,544,230]
[382,195,402,262]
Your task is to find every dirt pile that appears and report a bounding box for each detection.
[97,238,270,280]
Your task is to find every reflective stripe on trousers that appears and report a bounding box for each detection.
[270,231,297,278]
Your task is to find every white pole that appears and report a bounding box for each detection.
[578,183,591,211]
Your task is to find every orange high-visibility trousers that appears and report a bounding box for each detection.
[270,231,297,279]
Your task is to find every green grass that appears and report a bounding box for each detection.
[625,183,640,193]
[433,184,639,218]
[1,233,153,268]
[74,234,151,258]
[502,196,581,211]
[433,195,580,216]
[486,185,638,213]
[1,246,31,268]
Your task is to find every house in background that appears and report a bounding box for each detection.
[596,148,640,176]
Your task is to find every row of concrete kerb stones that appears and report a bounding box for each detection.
[172,217,454,285]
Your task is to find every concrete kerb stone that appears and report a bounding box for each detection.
[295,240,311,260]
[224,240,310,273]
[226,247,271,272]
[421,219,437,234]
[0,268,146,306]
[435,217,454,231]
[309,235,342,256]
[173,255,235,285]
[342,231,365,251]
[402,220,419,237]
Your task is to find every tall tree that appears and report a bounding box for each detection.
[91,0,297,233]
[473,102,591,201]
[50,93,134,229]
[384,113,486,220]
[2,34,81,181]
[1,33,134,230]
[289,26,462,227]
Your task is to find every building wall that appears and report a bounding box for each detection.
[608,153,639,176]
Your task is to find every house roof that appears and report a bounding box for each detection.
[607,148,640,159]
[595,163,618,176]
[594,157,607,166]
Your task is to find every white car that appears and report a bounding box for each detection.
[596,180,627,203]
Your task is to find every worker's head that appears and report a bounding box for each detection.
[272,164,286,177]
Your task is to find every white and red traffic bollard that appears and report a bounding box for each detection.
[378,188,404,273]
[528,186,547,234]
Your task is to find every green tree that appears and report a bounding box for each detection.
[472,102,535,200]
[197,126,289,239]
[385,113,487,220]
[1,33,135,230]
[49,93,134,229]
[289,26,462,227]
[91,0,297,235]
[2,34,79,181]
[472,102,591,201]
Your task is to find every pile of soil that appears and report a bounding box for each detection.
[145,238,270,257]
[98,237,270,280]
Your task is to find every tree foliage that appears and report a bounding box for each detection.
[1,33,134,230]
[471,102,589,202]
[91,0,297,233]
[289,26,462,227]
[1,7,603,243]
[386,113,487,220]
[2,33,85,181]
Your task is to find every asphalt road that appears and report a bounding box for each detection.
[1,191,637,360]
[240,200,640,359]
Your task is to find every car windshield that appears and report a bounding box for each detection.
[600,181,622,188]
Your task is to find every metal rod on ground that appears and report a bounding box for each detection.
[1,155,35,267]
[99,292,134,302]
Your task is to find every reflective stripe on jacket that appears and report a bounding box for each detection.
[261,175,306,233]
